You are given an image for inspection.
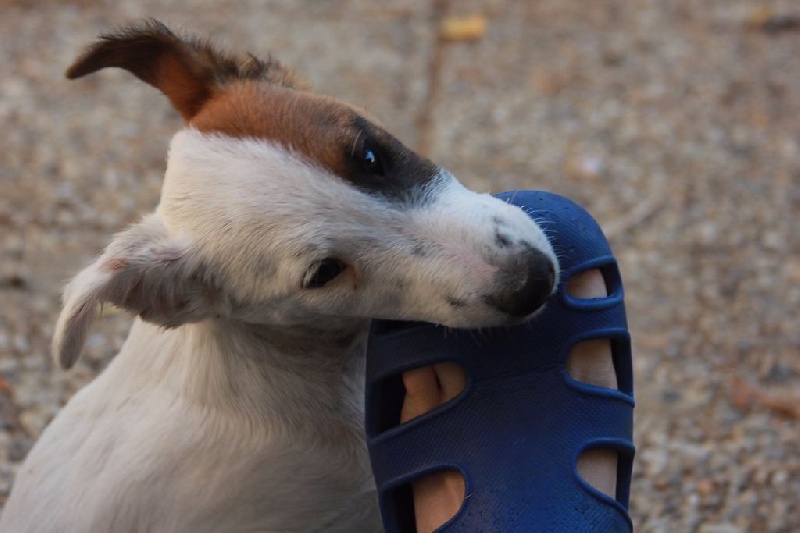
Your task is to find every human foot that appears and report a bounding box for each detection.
[401,269,619,532]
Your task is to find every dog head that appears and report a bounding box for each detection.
[54,20,558,368]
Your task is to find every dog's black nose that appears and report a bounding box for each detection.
[486,250,556,318]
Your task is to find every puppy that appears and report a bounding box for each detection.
[1,20,557,532]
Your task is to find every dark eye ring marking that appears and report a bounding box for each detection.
[342,114,439,203]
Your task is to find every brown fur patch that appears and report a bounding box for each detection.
[190,81,441,202]
[191,82,359,177]
[156,53,214,121]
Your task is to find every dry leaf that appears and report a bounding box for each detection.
[729,375,800,419]
[440,15,487,42]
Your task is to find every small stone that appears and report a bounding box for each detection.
[697,478,714,496]
[699,524,745,533]
[697,222,719,244]
[8,435,32,463]
[565,153,605,181]
[19,410,49,438]
[11,335,28,353]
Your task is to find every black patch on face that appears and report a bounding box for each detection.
[341,115,441,203]
[495,231,512,248]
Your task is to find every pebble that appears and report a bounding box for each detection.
[699,524,745,533]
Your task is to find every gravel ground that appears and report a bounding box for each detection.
[1,1,798,531]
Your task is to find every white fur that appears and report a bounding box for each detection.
[1,129,556,532]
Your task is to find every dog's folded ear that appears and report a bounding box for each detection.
[65,18,304,120]
[53,214,224,370]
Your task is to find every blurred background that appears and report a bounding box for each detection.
[0,1,798,531]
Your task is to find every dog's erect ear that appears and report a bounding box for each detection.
[65,19,303,120]
[53,214,224,369]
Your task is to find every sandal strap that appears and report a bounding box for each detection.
[366,283,628,384]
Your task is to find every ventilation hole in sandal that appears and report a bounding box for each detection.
[366,372,405,437]
[566,336,633,396]
[611,336,633,396]
[614,446,635,508]
[386,469,466,533]
[578,444,635,507]
[402,363,467,423]
[566,268,607,299]
[566,263,622,300]
[577,448,619,499]
[383,482,416,532]
[567,339,618,390]
[366,362,467,437]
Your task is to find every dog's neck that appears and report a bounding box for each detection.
[104,318,371,434]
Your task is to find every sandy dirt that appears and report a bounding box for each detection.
[1,1,798,531]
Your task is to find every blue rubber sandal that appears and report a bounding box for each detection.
[365,190,635,532]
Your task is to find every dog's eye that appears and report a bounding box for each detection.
[358,142,386,177]
[364,149,379,169]
[303,258,347,289]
